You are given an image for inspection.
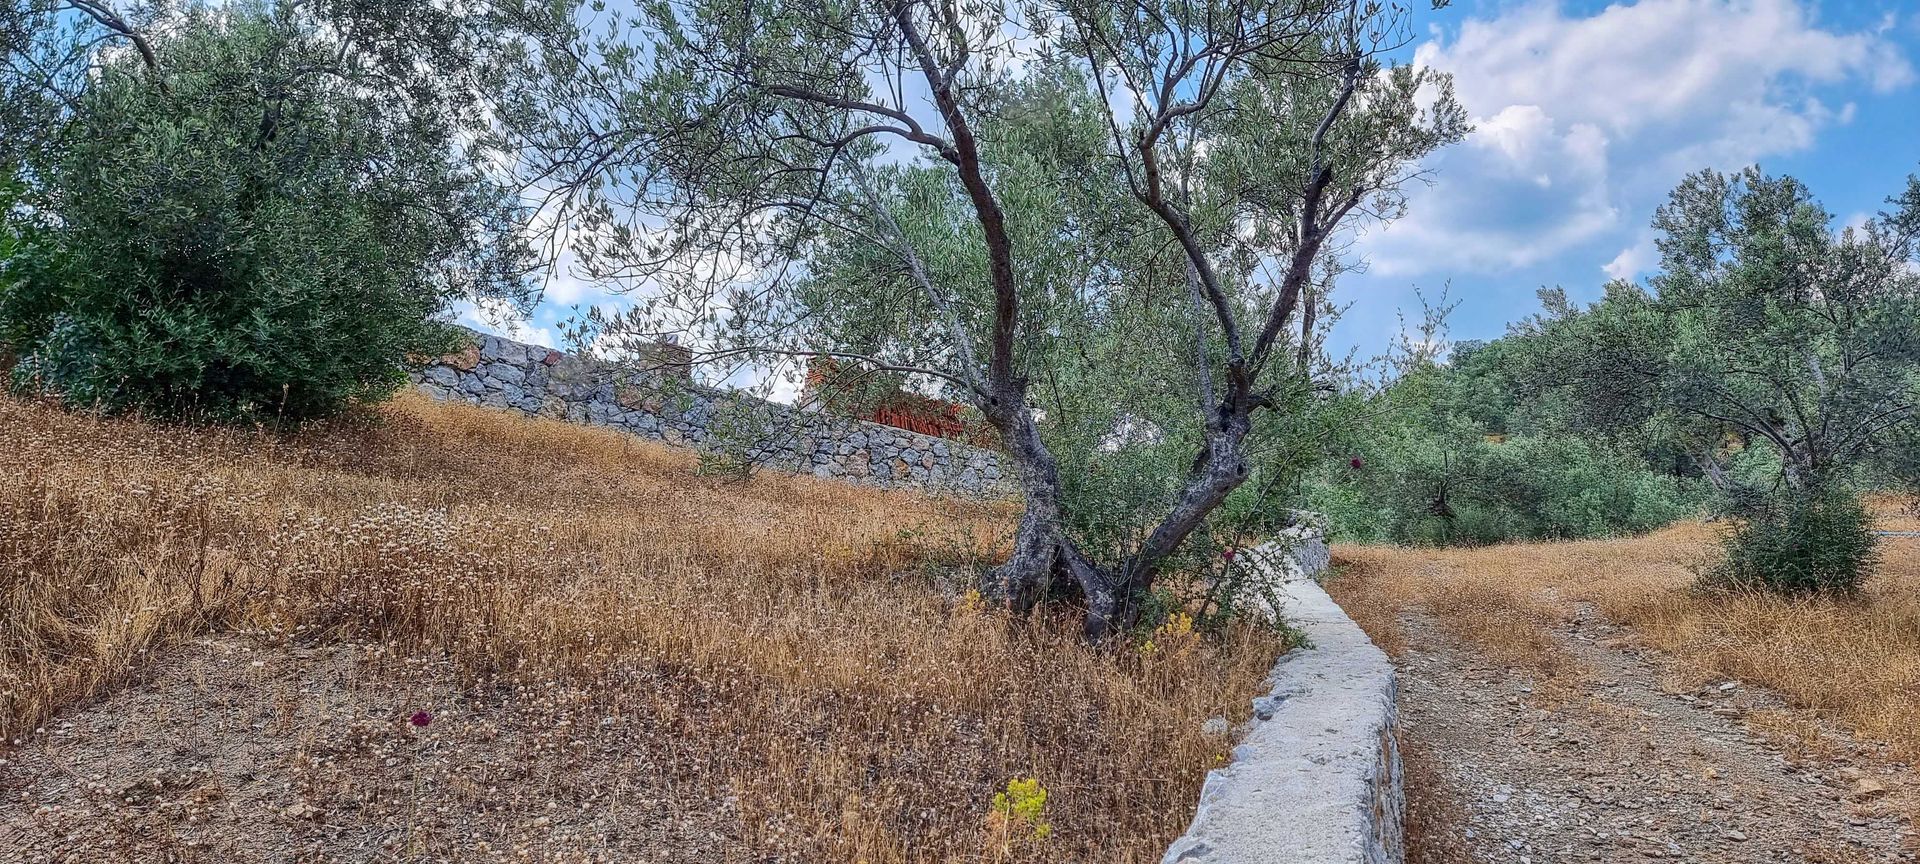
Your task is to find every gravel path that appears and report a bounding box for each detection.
[1392,605,1920,863]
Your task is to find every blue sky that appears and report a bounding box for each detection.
[464,0,1920,377]
[1331,0,1920,358]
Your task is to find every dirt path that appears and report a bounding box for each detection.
[1387,604,1920,863]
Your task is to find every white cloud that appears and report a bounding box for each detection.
[1602,233,1658,281]
[538,265,595,306]
[452,297,561,350]
[1361,0,1914,277]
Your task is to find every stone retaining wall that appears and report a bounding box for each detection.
[1163,523,1403,864]
[410,329,1015,497]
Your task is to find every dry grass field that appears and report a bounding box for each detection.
[1330,508,1920,761]
[0,392,1286,863]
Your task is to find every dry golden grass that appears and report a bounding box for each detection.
[0,391,1285,862]
[1329,516,1920,761]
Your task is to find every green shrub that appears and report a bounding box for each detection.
[1712,488,1879,594]
[1307,430,1704,546]
[0,6,528,424]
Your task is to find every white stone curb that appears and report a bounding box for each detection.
[1163,532,1402,864]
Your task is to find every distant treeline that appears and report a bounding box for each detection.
[1300,331,1711,547]
[1301,168,1920,560]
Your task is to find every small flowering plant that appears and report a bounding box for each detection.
[408,710,433,728]
[987,776,1052,846]
[1138,610,1198,658]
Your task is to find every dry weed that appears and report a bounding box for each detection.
[0,392,1287,862]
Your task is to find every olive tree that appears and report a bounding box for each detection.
[0,1,550,421]
[501,0,1465,635]
[1522,168,1920,591]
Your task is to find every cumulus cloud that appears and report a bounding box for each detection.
[1361,0,1914,278]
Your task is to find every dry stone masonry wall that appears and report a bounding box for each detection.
[1164,518,1405,864]
[411,329,1015,497]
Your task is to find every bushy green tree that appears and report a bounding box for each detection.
[786,68,1357,620]
[1717,486,1879,593]
[1302,352,1703,546]
[1521,168,1920,592]
[0,1,541,422]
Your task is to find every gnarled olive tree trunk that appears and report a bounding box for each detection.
[984,382,1262,640]
[980,384,1064,610]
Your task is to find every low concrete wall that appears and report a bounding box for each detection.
[410,329,1015,497]
[1163,527,1403,864]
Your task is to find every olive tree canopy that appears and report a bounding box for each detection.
[1,0,561,421]
[499,0,1467,635]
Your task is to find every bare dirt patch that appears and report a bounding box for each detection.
[1390,606,1915,862]
[2,639,728,863]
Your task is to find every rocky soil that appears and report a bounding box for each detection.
[1392,605,1920,863]
[0,638,732,863]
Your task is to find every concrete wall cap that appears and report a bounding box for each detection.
[1163,532,1403,864]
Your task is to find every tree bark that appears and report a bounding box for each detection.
[1050,399,1259,640]
[887,4,1071,612]
[1054,537,1122,639]
[68,1,166,87]
[983,385,1063,610]
[1694,452,1731,491]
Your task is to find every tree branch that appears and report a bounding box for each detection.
[66,0,164,87]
